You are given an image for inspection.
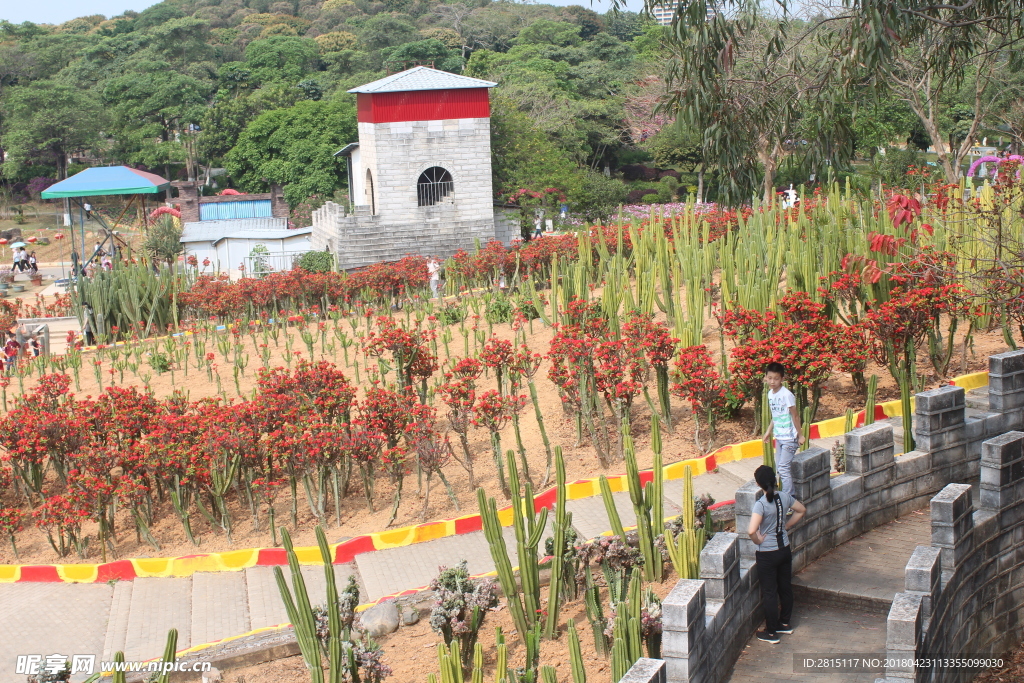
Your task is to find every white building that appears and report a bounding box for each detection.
[313,67,517,270]
[651,0,718,26]
[180,218,313,278]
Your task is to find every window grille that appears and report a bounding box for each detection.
[417,167,454,207]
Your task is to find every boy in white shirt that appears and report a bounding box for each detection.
[762,362,804,496]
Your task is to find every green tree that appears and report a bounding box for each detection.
[380,39,464,73]
[225,98,357,205]
[244,36,319,85]
[103,61,213,179]
[1,79,104,179]
[358,14,418,51]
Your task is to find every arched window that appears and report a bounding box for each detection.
[365,169,376,215]
[417,167,454,207]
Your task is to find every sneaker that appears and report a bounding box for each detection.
[777,624,794,634]
[756,630,780,644]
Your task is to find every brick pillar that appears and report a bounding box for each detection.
[845,422,897,531]
[663,580,707,683]
[171,181,200,223]
[885,592,924,680]
[914,385,968,482]
[789,446,830,569]
[734,480,762,563]
[699,532,739,602]
[979,431,1024,514]
[931,483,974,582]
[904,545,941,630]
[270,184,289,220]
[988,350,1024,430]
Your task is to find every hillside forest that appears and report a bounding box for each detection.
[0,0,1022,218]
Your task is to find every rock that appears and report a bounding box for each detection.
[202,668,222,683]
[402,606,420,626]
[360,601,400,637]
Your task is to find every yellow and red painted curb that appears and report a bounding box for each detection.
[0,371,990,587]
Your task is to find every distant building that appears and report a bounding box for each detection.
[174,182,311,278]
[312,67,518,271]
[651,0,718,26]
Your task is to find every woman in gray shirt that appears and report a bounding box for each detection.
[748,464,806,644]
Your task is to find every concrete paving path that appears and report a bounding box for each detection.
[0,459,757,681]
[727,510,933,682]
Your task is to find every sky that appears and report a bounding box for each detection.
[3,0,645,27]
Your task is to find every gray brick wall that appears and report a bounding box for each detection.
[662,350,1024,683]
[311,200,513,271]
[875,430,1024,683]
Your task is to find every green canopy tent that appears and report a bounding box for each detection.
[41,166,171,273]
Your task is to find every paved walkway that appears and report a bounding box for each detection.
[0,457,762,681]
[727,510,933,682]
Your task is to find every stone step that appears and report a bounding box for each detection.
[122,577,192,661]
[245,563,361,629]
[966,387,990,410]
[191,572,250,647]
[101,580,133,661]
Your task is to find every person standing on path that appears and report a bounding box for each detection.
[762,362,803,496]
[749,464,805,644]
[427,257,441,299]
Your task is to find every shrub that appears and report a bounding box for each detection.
[147,352,172,374]
[297,250,334,273]
[429,561,499,669]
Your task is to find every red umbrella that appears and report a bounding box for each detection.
[0,239,9,245]
[54,233,65,240]
[27,236,37,244]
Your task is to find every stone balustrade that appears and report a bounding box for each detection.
[660,350,1024,683]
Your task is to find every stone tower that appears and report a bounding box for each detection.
[313,67,517,269]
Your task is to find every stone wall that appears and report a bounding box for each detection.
[877,429,1024,682]
[357,118,494,225]
[661,350,1024,683]
[621,658,667,683]
[312,200,511,271]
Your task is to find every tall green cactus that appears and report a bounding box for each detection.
[614,419,664,582]
[610,570,643,681]
[761,384,775,469]
[667,466,706,579]
[154,628,178,683]
[544,447,569,639]
[274,526,345,683]
[477,450,548,645]
[567,619,587,683]
[864,374,878,426]
[583,563,608,657]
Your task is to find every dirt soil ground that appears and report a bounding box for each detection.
[0,306,1009,565]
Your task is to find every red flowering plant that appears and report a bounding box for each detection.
[341,424,388,512]
[593,337,646,459]
[723,292,839,427]
[0,374,89,497]
[363,316,437,397]
[32,493,91,558]
[0,506,23,559]
[439,370,479,487]
[864,286,952,452]
[671,345,734,452]
[547,298,614,467]
[406,415,454,520]
[480,337,515,393]
[472,389,527,497]
[622,312,679,430]
[256,360,357,425]
[66,468,117,561]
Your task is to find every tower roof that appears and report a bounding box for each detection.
[349,67,497,94]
